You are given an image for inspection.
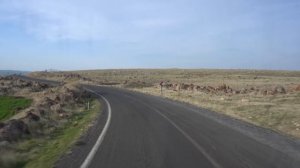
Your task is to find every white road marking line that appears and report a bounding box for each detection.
[152,109,223,168]
[80,88,112,168]
[123,94,223,168]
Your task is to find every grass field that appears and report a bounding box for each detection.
[0,96,32,121]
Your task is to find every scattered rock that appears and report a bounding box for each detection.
[36,109,46,116]
[188,84,194,91]
[194,85,201,91]
[50,104,62,112]
[179,83,189,90]
[273,85,286,94]
[41,97,56,107]
[233,90,240,94]
[22,112,40,122]
[260,89,268,96]
[0,120,30,142]
[58,113,69,118]
[216,84,227,91]
[240,88,248,94]
[241,98,249,103]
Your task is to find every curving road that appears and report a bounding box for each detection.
[68,85,300,168]
[16,76,300,168]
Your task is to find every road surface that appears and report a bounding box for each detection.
[59,85,300,168]
[17,76,300,168]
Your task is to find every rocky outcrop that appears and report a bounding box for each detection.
[160,82,288,96]
[0,78,90,143]
[0,76,51,95]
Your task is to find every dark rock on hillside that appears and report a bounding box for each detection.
[0,123,5,129]
[23,112,40,122]
[0,120,30,142]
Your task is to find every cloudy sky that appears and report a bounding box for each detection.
[0,0,300,71]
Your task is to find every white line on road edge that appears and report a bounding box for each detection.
[80,88,112,168]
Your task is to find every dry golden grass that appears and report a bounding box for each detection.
[131,87,300,138]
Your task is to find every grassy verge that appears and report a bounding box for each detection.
[0,96,32,121]
[15,99,100,168]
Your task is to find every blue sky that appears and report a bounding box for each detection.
[0,0,300,71]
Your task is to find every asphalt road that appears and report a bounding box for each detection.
[15,76,300,168]
[76,85,300,168]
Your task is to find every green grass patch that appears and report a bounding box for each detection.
[22,100,101,168]
[0,96,32,121]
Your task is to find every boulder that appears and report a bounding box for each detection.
[216,84,227,91]
[267,90,275,95]
[31,81,49,91]
[59,92,74,102]
[240,88,248,94]
[40,97,56,107]
[207,86,215,91]
[175,84,180,91]
[50,104,62,112]
[273,85,286,94]
[188,84,194,91]
[194,85,201,91]
[180,83,190,90]
[164,83,173,89]
[37,109,46,116]
[23,112,40,122]
[0,120,30,142]
[260,89,268,96]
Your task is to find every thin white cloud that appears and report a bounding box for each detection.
[8,0,110,41]
[0,0,183,41]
